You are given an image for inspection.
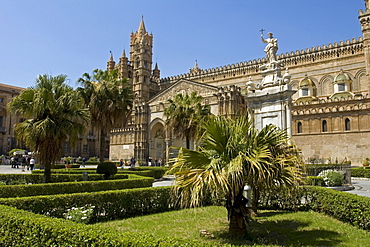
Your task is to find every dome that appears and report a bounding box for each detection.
[299,76,315,88]
[334,70,352,83]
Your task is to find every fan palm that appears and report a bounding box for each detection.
[169,116,302,236]
[78,69,133,163]
[164,92,211,149]
[8,74,89,183]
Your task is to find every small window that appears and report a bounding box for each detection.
[301,88,309,96]
[83,144,89,153]
[297,122,303,133]
[338,83,345,92]
[322,120,327,132]
[64,143,70,153]
[0,98,4,103]
[345,118,350,131]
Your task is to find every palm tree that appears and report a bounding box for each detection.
[164,92,211,149]
[78,69,133,163]
[168,116,302,237]
[8,74,89,183]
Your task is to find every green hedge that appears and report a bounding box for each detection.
[304,163,350,176]
[305,176,324,186]
[260,186,370,231]
[351,167,370,178]
[32,166,168,179]
[0,204,216,247]
[0,173,129,184]
[0,187,175,223]
[32,168,98,174]
[0,177,153,198]
[307,186,370,230]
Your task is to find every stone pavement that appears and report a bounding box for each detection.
[0,164,32,174]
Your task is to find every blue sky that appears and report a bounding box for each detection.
[0,0,365,88]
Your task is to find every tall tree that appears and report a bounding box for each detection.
[78,69,133,163]
[8,74,89,183]
[168,116,302,237]
[164,92,211,149]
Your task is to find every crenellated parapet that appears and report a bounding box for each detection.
[292,93,370,116]
[160,37,364,84]
[293,92,370,107]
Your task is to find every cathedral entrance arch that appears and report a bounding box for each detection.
[149,119,166,165]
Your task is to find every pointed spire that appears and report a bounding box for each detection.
[138,15,146,35]
[194,60,199,69]
[107,51,116,70]
[122,49,126,58]
[153,62,160,78]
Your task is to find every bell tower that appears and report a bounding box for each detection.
[359,0,370,91]
[130,17,153,101]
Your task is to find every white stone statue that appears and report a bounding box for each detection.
[261,32,278,64]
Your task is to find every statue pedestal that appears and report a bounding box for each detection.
[245,84,295,135]
[244,63,295,135]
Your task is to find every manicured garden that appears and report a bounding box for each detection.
[0,163,370,246]
[98,206,370,246]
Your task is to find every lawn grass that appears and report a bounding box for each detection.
[96,206,370,246]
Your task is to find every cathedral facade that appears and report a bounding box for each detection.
[109,1,370,166]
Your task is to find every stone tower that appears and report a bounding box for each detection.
[130,17,153,101]
[359,0,370,91]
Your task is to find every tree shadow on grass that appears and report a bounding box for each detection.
[214,216,341,246]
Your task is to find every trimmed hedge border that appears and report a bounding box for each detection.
[351,167,370,178]
[260,186,370,231]
[0,173,129,184]
[0,187,175,223]
[0,204,218,246]
[0,177,153,198]
[32,166,168,179]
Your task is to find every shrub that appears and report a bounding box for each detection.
[317,169,344,186]
[64,205,95,224]
[305,176,324,186]
[97,162,117,179]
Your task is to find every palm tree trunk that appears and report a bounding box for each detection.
[43,163,52,183]
[228,209,247,237]
[99,128,105,163]
[226,193,249,237]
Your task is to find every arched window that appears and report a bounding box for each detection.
[345,118,350,131]
[297,122,303,133]
[322,120,327,132]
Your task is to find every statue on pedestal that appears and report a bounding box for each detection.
[261,32,278,64]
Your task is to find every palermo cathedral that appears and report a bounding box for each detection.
[108,1,370,166]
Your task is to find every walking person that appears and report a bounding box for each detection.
[29,157,35,170]
[21,155,26,172]
[130,157,136,169]
[14,156,19,168]
[148,157,152,166]
[10,156,14,168]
